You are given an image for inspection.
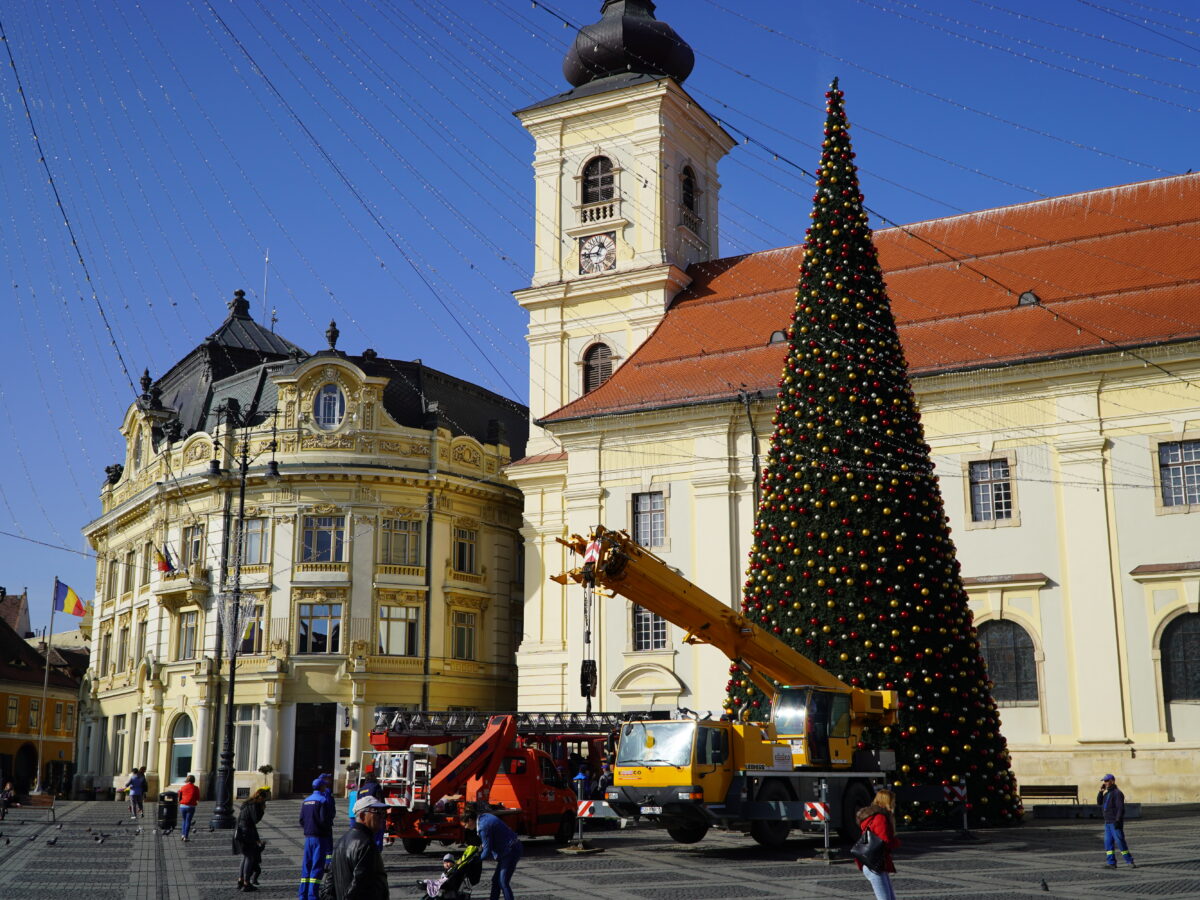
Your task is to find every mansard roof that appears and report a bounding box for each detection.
[197,353,528,461]
[150,291,306,438]
[137,292,526,460]
[541,173,1200,423]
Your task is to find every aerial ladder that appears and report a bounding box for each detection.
[552,526,899,846]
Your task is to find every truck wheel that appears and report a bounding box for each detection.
[401,838,429,854]
[553,812,576,844]
[749,781,791,848]
[665,820,709,844]
[838,782,874,842]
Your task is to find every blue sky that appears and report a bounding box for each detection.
[1,0,1196,634]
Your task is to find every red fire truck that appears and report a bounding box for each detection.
[367,710,622,854]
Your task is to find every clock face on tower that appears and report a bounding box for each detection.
[578,232,617,275]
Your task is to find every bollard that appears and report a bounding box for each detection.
[799,779,838,865]
[558,801,604,855]
[821,779,832,860]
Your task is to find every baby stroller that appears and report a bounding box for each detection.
[416,844,483,899]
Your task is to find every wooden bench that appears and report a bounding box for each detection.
[1020,784,1079,805]
[18,793,57,822]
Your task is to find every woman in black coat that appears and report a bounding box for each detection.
[233,788,270,891]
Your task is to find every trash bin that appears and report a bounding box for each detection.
[157,790,179,832]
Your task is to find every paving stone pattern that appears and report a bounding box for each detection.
[0,800,1196,899]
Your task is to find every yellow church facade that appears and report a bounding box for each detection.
[508,2,1200,801]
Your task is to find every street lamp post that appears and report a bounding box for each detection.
[207,400,279,830]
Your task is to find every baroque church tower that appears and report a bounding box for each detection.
[514,0,734,453]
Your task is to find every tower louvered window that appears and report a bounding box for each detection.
[682,166,697,211]
[583,343,613,394]
[582,156,614,204]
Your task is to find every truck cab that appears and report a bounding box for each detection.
[474,747,576,841]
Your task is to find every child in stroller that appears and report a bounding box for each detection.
[416,844,483,899]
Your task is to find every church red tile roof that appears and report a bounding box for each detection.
[541,173,1200,423]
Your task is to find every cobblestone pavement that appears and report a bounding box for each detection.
[0,800,1196,899]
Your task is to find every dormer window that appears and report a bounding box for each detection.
[132,429,144,472]
[583,343,613,394]
[582,156,614,204]
[314,384,346,430]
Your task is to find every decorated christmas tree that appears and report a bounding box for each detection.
[724,80,1021,825]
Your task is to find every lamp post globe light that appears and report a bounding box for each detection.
[207,399,280,830]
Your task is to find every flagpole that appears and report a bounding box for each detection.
[36,578,58,795]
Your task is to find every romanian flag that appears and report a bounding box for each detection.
[155,544,176,574]
[53,580,88,617]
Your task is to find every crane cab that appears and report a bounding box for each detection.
[772,686,856,769]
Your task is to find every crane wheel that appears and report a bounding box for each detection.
[665,820,709,844]
[401,838,430,854]
[838,782,874,842]
[553,812,576,844]
[749,781,791,848]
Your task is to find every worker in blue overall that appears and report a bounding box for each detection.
[298,774,336,899]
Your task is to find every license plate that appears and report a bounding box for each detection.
[640,805,662,815]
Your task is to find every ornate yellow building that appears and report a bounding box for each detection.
[508,2,1200,801]
[79,294,526,796]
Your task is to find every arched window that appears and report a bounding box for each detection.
[582,156,614,205]
[313,383,345,430]
[977,619,1037,703]
[132,430,143,472]
[169,715,194,780]
[582,343,613,394]
[1163,613,1200,702]
[681,166,697,212]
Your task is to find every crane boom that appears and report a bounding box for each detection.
[554,526,896,721]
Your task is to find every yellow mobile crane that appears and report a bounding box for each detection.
[553,526,899,846]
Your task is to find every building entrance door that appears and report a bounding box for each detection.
[14,743,37,795]
[293,703,336,794]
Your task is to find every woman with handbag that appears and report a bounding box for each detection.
[233,787,270,891]
[852,789,902,900]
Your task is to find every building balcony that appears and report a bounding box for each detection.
[226,564,270,580]
[375,564,425,583]
[447,568,486,586]
[579,199,617,225]
[367,655,424,674]
[442,658,487,676]
[566,199,628,237]
[152,564,210,608]
[233,654,274,674]
[292,562,351,584]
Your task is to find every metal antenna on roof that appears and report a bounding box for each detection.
[262,248,270,327]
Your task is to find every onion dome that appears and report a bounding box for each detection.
[563,0,694,88]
